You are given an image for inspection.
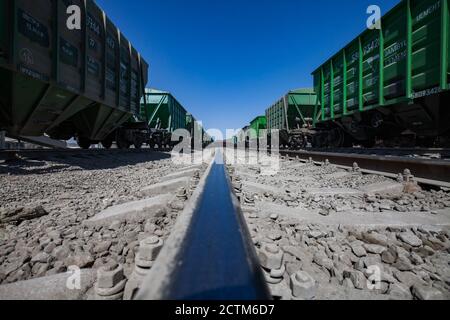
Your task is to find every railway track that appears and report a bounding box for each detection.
[295,147,450,160]
[1,147,272,300]
[223,149,450,300]
[0,148,174,162]
[277,149,450,189]
[1,146,450,300]
[0,149,215,299]
[136,149,271,300]
[135,147,450,300]
[239,146,450,188]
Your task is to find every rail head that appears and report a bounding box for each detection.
[136,149,271,300]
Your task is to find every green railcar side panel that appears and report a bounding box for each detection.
[186,114,193,130]
[447,0,450,87]
[0,1,8,66]
[0,69,11,128]
[322,65,332,120]
[361,30,381,108]
[411,0,442,92]
[86,0,106,104]
[345,42,361,112]
[106,23,119,107]
[130,48,141,115]
[383,1,407,101]
[266,99,287,131]
[170,98,188,132]
[119,35,131,111]
[332,53,344,117]
[312,70,322,122]
[57,0,84,94]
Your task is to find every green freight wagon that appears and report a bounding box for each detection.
[203,131,213,147]
[185,113,208,149]
[248,116,267,140]
[235,125,250,147]
[141,89,188,133]
[265,89,318,148]
[185,113,204,138]
[186,113,196,138]
[312,0,450,147]
[0,0,148,149]
[139,88,191,148]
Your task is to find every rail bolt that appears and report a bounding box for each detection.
[290,271,317,300]
[96,263,124,289]
[403,169,414,182]
[258,244,283,270]
[138,236,164,262]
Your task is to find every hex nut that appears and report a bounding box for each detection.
[258,244,283,270]
[96,279,127,297]
[95,291,124,301]
[135,252,154,268]
[290,271,317,300]
[97,264,124,289]
[138,236,164,262]
[270,264,286,278]
[264,269,284,284]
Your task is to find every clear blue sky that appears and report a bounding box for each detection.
[96,0,399,132]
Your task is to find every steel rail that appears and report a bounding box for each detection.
[0,148,172,161]
[137,149,271,300]
[278,149,450,188]
[296,147,450,159]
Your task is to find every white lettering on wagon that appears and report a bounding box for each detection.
[415,1,441,23]
[411,87,442,99]
[384,40,407,66]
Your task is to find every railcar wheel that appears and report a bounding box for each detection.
[362,138,376,148]
[329,128,344,148]
[117,142,130,149]
[77,136,91,150]
[101,139,113,149]
[116,136,130,149]
[133,136,144,149]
